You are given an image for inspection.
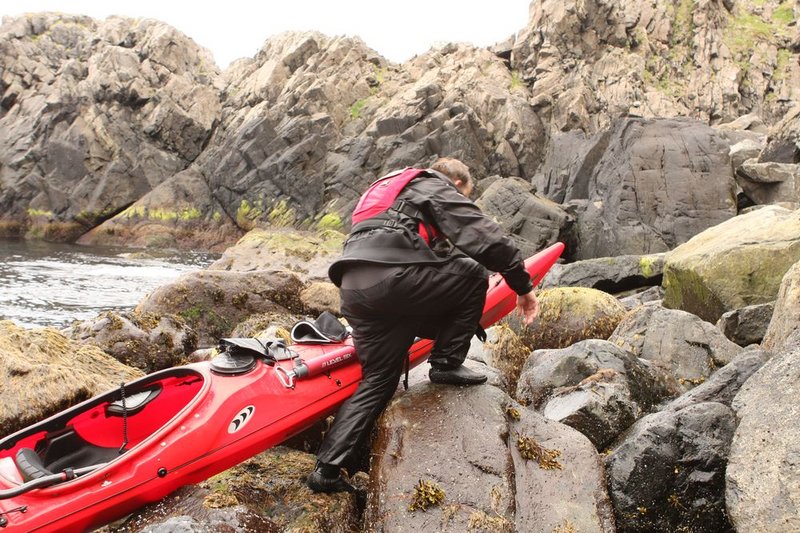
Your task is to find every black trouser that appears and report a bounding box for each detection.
[316,259,488,469]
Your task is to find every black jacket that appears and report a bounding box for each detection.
[328,169,533,296]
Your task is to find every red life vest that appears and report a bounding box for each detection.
[351,168,440,244]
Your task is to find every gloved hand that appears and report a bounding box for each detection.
[516,291,539,325]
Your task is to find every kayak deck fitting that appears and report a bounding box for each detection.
[0,242,564,532]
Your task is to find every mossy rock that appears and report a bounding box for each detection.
[0,321,142,438]
[519,287,627,350]
[663,206,800,323]
[209,228,345,282]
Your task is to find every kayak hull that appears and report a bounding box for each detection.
[0,242,564,532]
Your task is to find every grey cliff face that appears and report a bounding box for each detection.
[1,0,797,252]
[0,14,220,241]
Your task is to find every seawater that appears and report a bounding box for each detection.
[0,240,216,329]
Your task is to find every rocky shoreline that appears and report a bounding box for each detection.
[2,0,800,530]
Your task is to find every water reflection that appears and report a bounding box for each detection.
[0,240,216,328]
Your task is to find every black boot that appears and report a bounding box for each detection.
[306,462,356,493]
[429,365,487,385]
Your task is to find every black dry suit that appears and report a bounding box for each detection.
[316,168,533,470]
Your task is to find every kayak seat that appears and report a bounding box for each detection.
[36,427,120,474]
[15,447,53,482]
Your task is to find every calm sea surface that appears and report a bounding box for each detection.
[0,240,216,329]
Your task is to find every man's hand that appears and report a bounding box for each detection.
[516,291,539,325]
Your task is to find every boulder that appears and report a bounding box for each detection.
[726,347,800,532]
[516,339,672,449]
[618,286,665,311]
[64,311,197,372]
[367,378,614,531]
[609,303,742,394]
[482,324,530,392]
[541,118,738,260]
[666,346,770,411]
[716,302,775,347]
[228,311,297,342]
[728,137,766,171]
[736,159,800,205]
[510,408,615,532]
[518,287,627,350]
[0,14,220,242]
[208,228,345,283]
[762,260,800,352]
[541,253,664,293]
[102,446,359,532]
[662,205,800,323]
[0,321,142,438]
[366,380,516,531]
[135,270,304,346]
[475,177,571,258]
[606,402,736,532]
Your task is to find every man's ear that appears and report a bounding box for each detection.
[453,179,464,189]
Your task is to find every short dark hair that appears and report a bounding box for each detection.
[431,157,472,188]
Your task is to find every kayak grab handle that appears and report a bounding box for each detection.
[274,366,296,389]
[0,463,106,500]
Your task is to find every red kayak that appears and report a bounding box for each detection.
[0,243,564,532]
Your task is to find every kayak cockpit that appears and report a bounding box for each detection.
[0,368,205,492]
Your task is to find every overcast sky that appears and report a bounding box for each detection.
[2,1,532,68]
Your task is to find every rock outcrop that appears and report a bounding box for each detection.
[3,0,798,250]
[0,14,221,242]
[367,378,615,531]
[475,177,571,257]
[538,118,738,260]
[512,0,799,132]
[63,310,197,372]
[761,259,800,352]
[541,253,664,293]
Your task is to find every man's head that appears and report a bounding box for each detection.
[431,157,474,198]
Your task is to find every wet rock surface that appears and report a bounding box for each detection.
[606,402,737,533]
[516,339,672,449]
[541,253,664,293]
[510,407,615,532]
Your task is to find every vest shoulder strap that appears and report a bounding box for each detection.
[351,168,426,224]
